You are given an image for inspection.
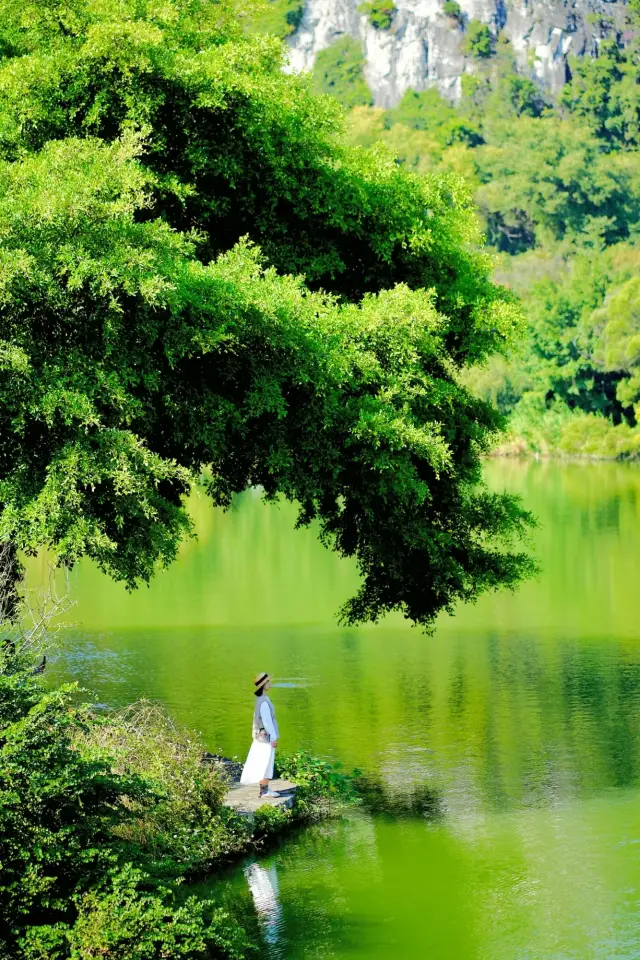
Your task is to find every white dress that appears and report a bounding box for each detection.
[240,700,278,784]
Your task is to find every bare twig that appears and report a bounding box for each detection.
[0,543,75,668]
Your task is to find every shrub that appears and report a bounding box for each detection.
[18,866,249,960]
[78,702,247,877]
[252,803,291,837]
[0,652,252,958]
[442,0,463,24]
[357,0,397,30]
[0,658,148,955]
[462,20,494,59]
[275,751,357,819]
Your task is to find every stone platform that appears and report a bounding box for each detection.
[223,779,297,816]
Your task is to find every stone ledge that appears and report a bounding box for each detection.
[223,779,297,816]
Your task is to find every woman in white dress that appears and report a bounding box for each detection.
[240,672,280,798]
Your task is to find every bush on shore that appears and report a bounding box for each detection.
[77,701,249,878]
[276,751,358,820]
[494,401,640,460]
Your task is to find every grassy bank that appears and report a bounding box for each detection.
[0,649,355,959]
[489,411,640,461]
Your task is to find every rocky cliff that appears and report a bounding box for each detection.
[286,0,629,106]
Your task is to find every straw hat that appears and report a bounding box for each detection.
[254,672,271,689]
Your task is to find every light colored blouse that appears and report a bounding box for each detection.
[260,700,278,741]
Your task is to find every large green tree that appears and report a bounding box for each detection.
[0,0,533,629]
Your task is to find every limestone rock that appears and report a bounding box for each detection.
[286,0,629,105]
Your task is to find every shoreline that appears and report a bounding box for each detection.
[488,449,640,463]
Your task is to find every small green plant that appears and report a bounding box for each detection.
[357,0,397,30]
[462,20,494,58]
[253,803,291,836]
[442,0,463,24]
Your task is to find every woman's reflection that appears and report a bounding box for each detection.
[245,861,283,953]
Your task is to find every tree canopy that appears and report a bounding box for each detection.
[0,0,534,629]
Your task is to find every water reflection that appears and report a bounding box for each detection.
[51,618,640,823]
[245,862,284,956]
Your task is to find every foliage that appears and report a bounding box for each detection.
[78,702,248,876]
[460,354,531,417]
[252,803,291,836]
[346,106,443,174]
[0,653,154,956]
[0,0,535,629]
[462,21,494,59]
[310,37,373,108]
[0,671,137,939]
[386,89,482,147]
[499,400,640,459]
[473,117,640,253]
[470,245,640,455]
[19,866,248,960]
[250,0,305,38]
[556,412,640,458]
[497,73,547,119]
[333,11,640,459]
[275,750,358,818]
[561,38,640,151]
[442,1,463,25]
[587,276,640,419]
[357,0,397,31]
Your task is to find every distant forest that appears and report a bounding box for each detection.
[257,4,640,458]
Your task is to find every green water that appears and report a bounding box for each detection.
[49,460,640,959]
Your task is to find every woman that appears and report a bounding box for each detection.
[240,672,280,798]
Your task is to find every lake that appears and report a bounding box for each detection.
[49,460,640,959]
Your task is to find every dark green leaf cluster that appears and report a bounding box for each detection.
[250,0,305,38]
[514,246,640,423]
[461,20,494,60]
[561,38,640,151]
[357,0,397,31]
